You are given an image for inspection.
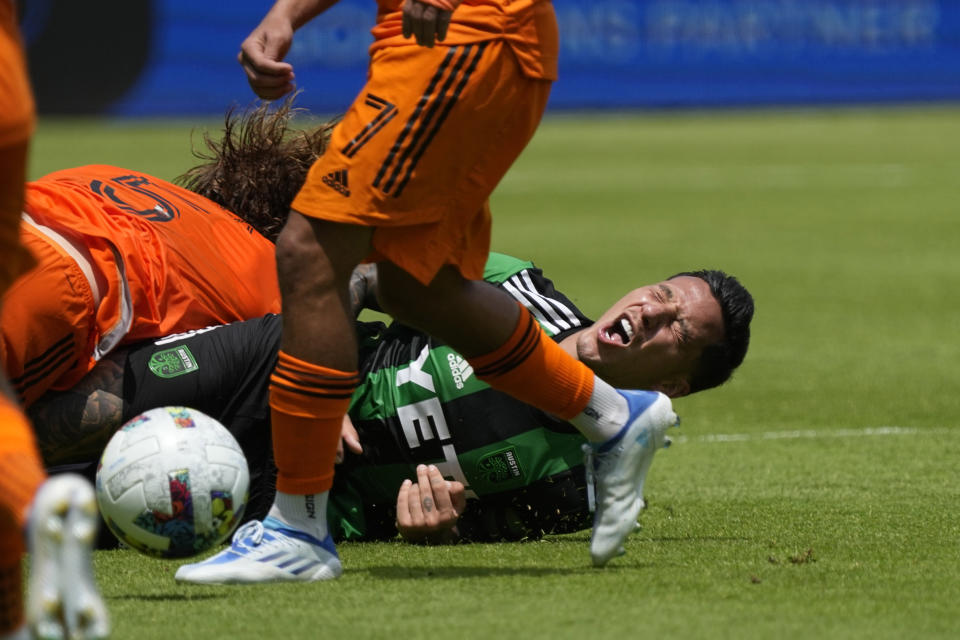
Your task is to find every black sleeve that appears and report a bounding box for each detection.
[123,314,283,523]
[124,314,280,426]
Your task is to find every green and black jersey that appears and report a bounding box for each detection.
[84,253,594,543]
[336,253,594,541]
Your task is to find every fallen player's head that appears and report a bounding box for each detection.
[176,94,336,242]
[574,269,753,397]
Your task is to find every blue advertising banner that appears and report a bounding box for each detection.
[20,0,960,115]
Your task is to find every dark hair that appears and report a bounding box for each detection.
[670,269,754,393]
[175,95,337,242]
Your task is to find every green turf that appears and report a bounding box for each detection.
[27,106,960,639]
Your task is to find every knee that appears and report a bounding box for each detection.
[375,264,426,322]
[376,264,462,327]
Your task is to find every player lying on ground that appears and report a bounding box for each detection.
[35,252,753,545]
[7,100,752,552]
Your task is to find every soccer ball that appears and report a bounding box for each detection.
[95,406,250,558]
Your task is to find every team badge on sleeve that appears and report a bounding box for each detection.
[148,345,199,378]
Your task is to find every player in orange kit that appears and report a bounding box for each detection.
[177,0,683,584]
[2,165,282,408]
[0,2,108,638]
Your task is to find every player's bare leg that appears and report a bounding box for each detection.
[177,215,370,584]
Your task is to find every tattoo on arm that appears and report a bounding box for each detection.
[28,351,127,467]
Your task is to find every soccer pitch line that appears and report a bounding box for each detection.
[672,425,951,445]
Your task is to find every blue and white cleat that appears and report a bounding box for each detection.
[585,390,678,567]
[174,517,342,584]
[27,474,110,640]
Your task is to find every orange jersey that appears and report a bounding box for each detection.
[2,166,280,405]
[371,0,558,80]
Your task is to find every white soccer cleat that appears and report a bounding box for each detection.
[174,517,342,585]
[27,474,110,640]
[585,390,678,567]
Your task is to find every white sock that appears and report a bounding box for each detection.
[569,377,629,443]
[267,490,330,541]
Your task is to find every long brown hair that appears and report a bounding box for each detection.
[176,95,337,242]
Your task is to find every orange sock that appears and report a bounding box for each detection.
[0,398,45,635]
[269,351,360,495]
[0,398,45,529]
[469,302,594,420]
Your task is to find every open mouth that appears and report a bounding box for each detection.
[601,315,635,345]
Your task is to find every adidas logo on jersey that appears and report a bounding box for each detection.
[322,169,350,197]
[447,353,474,389]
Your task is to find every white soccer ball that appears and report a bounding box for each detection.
[95,406,250,558]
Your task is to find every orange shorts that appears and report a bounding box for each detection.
[1,222,100,406]
[291,40,551,285]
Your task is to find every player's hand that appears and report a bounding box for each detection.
[238,14,297,99]
[336,415,363,464]
[348,263,381,316]
[396,464,466,543]
[401,0,453,48]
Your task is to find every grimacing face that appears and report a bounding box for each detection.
[574,276,724,397]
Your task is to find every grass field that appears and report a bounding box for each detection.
[28,105,960,639]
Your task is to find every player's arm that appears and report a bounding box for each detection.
[28,351,127,467]
[239,0,340,99]
[395,464,466,544]
[32,315,284,468]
